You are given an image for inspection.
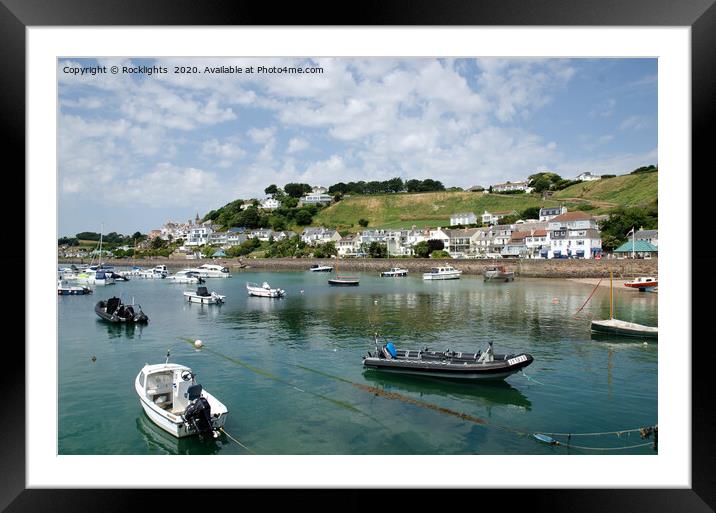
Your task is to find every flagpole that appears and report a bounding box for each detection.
[631,227,635,259]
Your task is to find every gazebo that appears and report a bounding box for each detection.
[211,249,227,258]
[613,240,658,259]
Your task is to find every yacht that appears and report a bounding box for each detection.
[167,269,205,284]
[74,268,116,285]
[380,267,409,277]
[422,266,462,280]
[186,263,232,278]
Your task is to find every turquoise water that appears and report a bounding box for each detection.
[58,269,658,455]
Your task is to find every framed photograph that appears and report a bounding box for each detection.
[8,0,712,511]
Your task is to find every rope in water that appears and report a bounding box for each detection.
[540,428,645,437]
[548,440,654,451]
[219,427,255,454]
[573,277,603,318]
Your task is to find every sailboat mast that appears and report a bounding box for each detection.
[609,270,613,319]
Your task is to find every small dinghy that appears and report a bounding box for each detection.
[246,281,286,298]
[363,335,533,381]
[135,351,228,439]
[95,296,148,323]
[183,286,226,304]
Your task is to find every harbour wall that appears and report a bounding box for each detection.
[62,256,658,278]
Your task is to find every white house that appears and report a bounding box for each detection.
[299,193,333,205]
[447,228,479,256]
[260,198,281,210]
[186,226,213,246]
[248,228,274,241]
[547,211,602,259]
[482,210,517,225]
[428,228,451,252]
[634,228,658,247]
[539,206,568,222]
[301,227,341,245]
[492,181,532,193]
[450,212,477,226]
[337,234,360,257]
[576,172,601,181]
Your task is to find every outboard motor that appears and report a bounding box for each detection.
[183,385,217,438]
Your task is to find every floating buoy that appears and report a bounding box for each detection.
[552,297,559,304]
[533,433,558,445]
[194,339,203,348]
[300,290,304,294]
[643,341,648,346]
[90,355,96,362]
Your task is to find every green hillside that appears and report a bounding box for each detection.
[552,172,658,207]
[312,191,562,231]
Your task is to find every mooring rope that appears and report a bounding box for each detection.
[573,277,603,318]
[219,427,255,454]
[547,440,654,451]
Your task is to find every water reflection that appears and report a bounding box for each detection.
[361,370,532,411]
[135,414,224,455]
[99,320,145,340]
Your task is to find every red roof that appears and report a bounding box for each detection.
[550,211,593,222]
[530,229,548,237]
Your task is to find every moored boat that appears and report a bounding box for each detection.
[246,281,286,298]
[135,352,228,439]
[363,336,533,381]
[309,264,333,272]
[58,279,92,295]
[184,286,226,304]
[95,296,148,323]
[624,276,658,291]
[590,318,658,339]
[185,263,231,278]
[422,266,462,280]
[484,265,515,282]
[75,268,116,285]
[380,267,408,277]
[167,269,205,284]
[328,277,360,286]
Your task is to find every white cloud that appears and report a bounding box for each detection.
[619,115,649,131]
[286,137,309,154]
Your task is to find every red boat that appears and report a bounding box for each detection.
[624,276,658,290]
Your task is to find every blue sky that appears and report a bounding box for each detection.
[58,57,657,236]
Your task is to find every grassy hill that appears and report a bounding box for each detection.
[552,172,657,207]
[310,172,658,231]
[312,191,562,231]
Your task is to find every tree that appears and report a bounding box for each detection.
[521,206,541,220]
[313,241,337,258]
[427,239,444,252]
[430,250,451,258]
[284,182,312,198]
[295,209,313,226]
[367,242,387,258]
[358,218,369,227]
[598,205,657,250]
[264,184,279,196]
[630,165,657,175]
[150,237,167,250]
[413,241,431,258]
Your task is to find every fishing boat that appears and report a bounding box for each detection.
[183,286,226,304]
[624,276,658,291]
[309,264,333,272]
[380,267,409,277]
[94,296,148,323]
[590,271,658,339]
[185,263,231,278]
[167,269,205,284]
[135,352,228,439]
[328,259,359,286]
[484,265,515,282]
[57,279,92,295]
[422,265,462,280]
[362,335,533,381]
[246,281,286,298]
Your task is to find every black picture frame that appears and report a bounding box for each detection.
[4,0,711,511]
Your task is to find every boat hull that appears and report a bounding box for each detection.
[184,293,225,304]
[484,273,514,282]
[363,352,533,381]
[380,272,408,277]
[137,390,227,438]
[328,279,359,286]
[423,274,461,280]
[590,319,658,339]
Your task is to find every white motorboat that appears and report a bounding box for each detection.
[309,264,333,272]
[246,281,286,298]
[184,286,226,304]
[484,265,515,282]
[380,267,409,277]
[57,279,92,295]
[74,268,116,285]
[167,269,205,284]
[135,353,228,438]
[136,265,168,279]
[422,265,462,280]
[186,263,232,278]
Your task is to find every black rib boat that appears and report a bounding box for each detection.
[95,297,149,323]
[363,336,533,381]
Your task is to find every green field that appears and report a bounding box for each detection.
[553,172,658,207]
[312,191,564,231]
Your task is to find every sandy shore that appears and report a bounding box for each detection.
[568,277,658,292]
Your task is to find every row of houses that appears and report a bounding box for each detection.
[466,172,601,193]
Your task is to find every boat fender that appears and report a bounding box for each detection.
[385,342,397,358]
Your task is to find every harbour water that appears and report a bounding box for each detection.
[58,269,658,455]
